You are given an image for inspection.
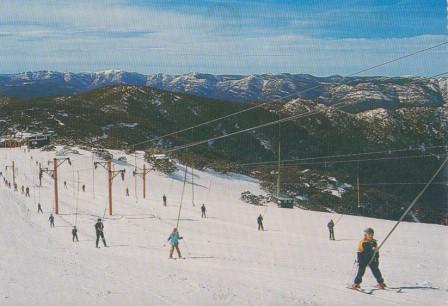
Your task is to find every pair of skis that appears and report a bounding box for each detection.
[347,284,438,295]
[348,286,396,295]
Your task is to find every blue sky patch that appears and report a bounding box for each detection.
[0,0,446,75]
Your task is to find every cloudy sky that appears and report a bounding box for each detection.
[0,0,447,75]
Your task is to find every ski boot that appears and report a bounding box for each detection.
[376,283,386,289]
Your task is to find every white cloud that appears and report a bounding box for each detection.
[0,0,446,75]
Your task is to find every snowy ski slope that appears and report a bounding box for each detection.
[0,147,447,306]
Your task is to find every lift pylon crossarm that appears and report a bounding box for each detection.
[111,169,126,180]
[41,158,71,176]
[40,167,52,174]
[134,166,152,176]
[50,157,71,169]
[94,161,109,171]
[39,167,54,184]
[94,161,126,180]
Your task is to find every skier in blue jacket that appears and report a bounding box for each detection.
[168,227,183,259]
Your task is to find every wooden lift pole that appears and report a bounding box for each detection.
[6,161,16,190]
[357,161,361,208]
[276,140,281,198]
[135,163,151,200]
[40,157,70,215]
[39,163,42,186]
[191,164,195,207]
[142,164,147,199]
[94,159,124,216]
[12,160,16,187]
[108,160,113,215]
[276,121,282,198]
[53,158,59,214]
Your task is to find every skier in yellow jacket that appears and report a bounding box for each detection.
[352,228,386,289]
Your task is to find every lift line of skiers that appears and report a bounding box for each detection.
[1,178,31,198]
[43,194,207,252]
[47,214,106,248]
[47,208,385,288]
[3,165,384,289]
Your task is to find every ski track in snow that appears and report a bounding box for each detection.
[0,147,447,306]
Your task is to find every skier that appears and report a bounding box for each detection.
[72,226,79,242]
[95,218,107,248]
[328,219,335,240]
[257,214,264,231]
[126,187,129,197]
[49,214,55,228]
[64,181,67,189]
[168,227,183,259]
[25,187,30,197]
[82,185,85,192]
[37,203,43,214]
[352,228,386,289]
[163,194,167,206]
[201,204,206,218]
[21,185,25,194]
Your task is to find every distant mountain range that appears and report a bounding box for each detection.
[0,71,446,111]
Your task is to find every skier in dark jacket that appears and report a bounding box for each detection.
[72,226,79,242]
[25,187,30,197]
[49,214,55,228]
[95,218,107,248]
[257,214,264,231]
[37,203,43,214]
[163,194,167,206]
[328,219,335,240]
[201,204,206,218]
[352,228,386,289]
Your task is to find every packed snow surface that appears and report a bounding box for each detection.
[0,147,447,306]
